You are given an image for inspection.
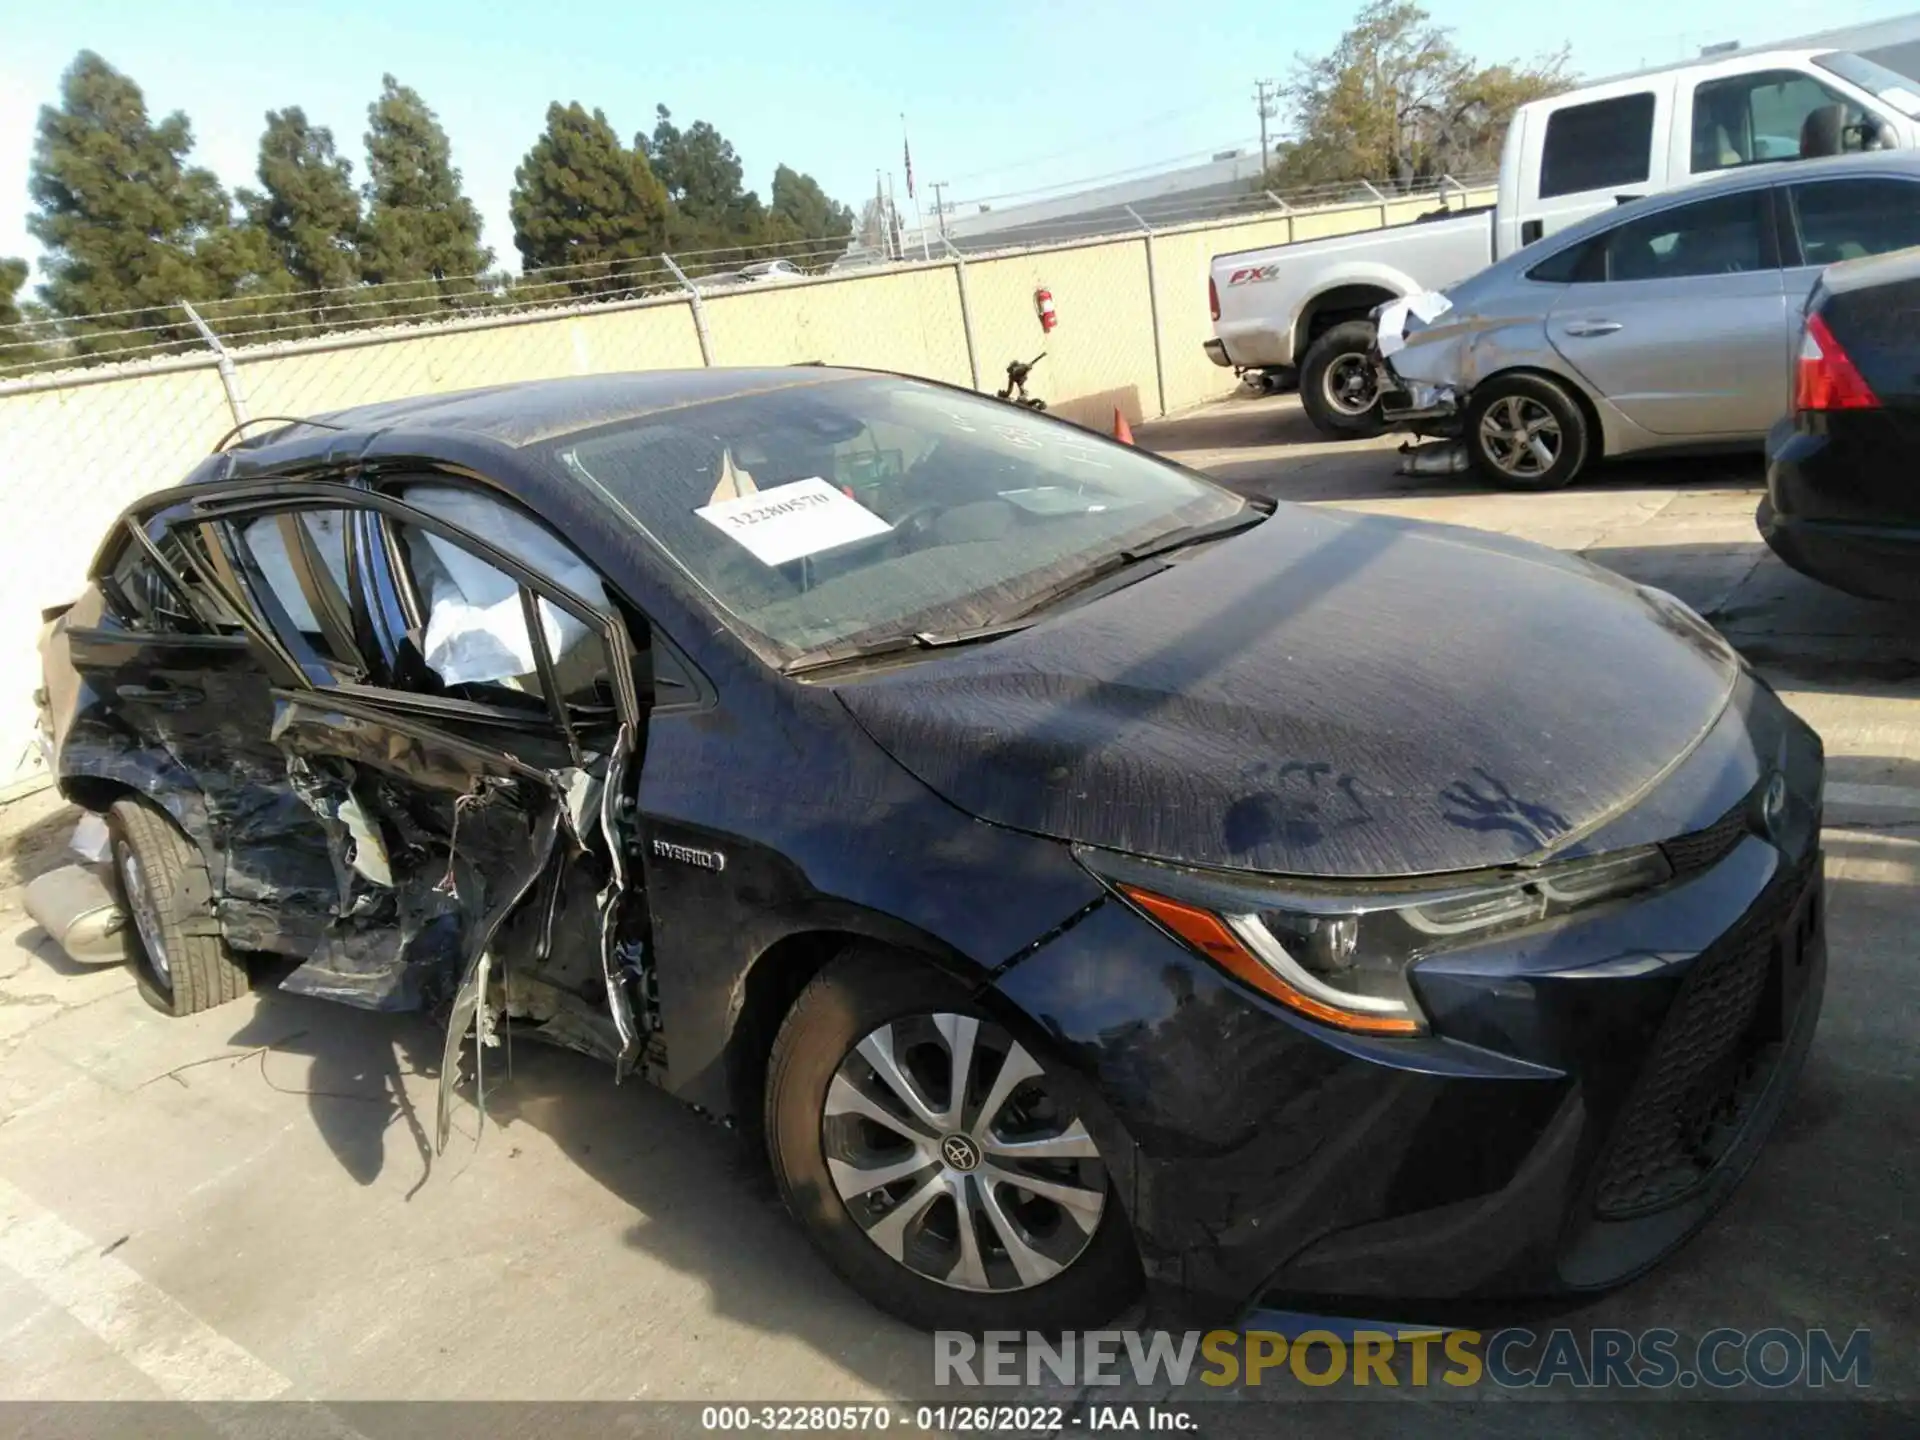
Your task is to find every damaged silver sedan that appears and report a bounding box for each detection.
[1374,150,1920,488]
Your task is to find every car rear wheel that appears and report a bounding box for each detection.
[1298,320,1387,439]
[1465,374,1590,490]
[765,946,1141,1331]
[106,797,247,1017]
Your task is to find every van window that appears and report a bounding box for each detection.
[1691,69,1863,172]
[1540,93,1657,199]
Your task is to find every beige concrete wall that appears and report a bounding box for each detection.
[702,267,974,385]
[965,239,1160,430]
[0,186,1494,786]
[240,298,706,417]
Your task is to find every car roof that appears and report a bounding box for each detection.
[1531,149,1920,255]
[231,367,871,459]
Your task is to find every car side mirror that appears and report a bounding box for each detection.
[1857,114,1896,151]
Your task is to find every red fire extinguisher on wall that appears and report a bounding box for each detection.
[1035,286,1057,333]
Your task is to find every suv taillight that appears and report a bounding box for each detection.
[1209,277,1220,322]
[1794,311,1878,412]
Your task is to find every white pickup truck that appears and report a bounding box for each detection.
[1207,43,1920,436]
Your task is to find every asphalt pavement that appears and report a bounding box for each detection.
[0,389,1913,1436]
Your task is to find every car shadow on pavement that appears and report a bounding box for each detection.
[223,987,445,1191]
[1577,540,1920,678]
[214,984,934,1391]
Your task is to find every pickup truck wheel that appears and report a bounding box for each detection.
[1298,321,1386,438]
[1465,375,1590,491]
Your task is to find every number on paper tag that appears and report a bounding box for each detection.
[695,477,894,566]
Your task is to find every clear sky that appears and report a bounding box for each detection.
[1,0,1914,280]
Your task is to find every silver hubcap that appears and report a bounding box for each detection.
[1323,352,1378,416]
[823,1013,1107,1293]
[1479,395,1563,477]
[117,843,169,982]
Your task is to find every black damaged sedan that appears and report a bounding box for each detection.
[38,369,1825,1331]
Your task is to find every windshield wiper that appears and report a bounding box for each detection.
[782,619,1034,676]
[999,505,1271,623]
[781,506,1271,676]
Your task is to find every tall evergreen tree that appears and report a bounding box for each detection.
[510,102,669,296]
[238,107,363,321]
[639,106,764,252]
[26,51,238,348]
[360,75,491,295]
[769,165,854,245]
[0,259,30,333]
[0,258,49,372]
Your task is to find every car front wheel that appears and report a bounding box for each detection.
[1465,374,1590,490]
[765,946,1141,1331]
[107,797,248,1017]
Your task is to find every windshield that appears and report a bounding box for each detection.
[542,376,1246,665]
[1814,51,1920,119]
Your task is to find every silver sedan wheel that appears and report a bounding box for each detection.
[1322,352,1378,416]
[1478,394,1563,478]
[116,842,169,982]
[823,1013,1107,1293]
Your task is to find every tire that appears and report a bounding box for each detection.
[1298,320,1387,438]
[1464,373,1591,491]
[106,797,247,1017]
[765,945,1141,1332]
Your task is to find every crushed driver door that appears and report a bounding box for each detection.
[200,479,651,1151]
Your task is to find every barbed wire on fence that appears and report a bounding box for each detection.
[0,166,1496,385]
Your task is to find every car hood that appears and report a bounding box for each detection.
[831,506,1738,878]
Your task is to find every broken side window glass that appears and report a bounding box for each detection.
[388,484,614,706]
[159,525,247,632]
[240,511,352,636]
[105,538,195,633]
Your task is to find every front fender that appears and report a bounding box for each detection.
[1390,316,1561,393]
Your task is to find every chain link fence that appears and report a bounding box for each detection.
[0,171,1495,788]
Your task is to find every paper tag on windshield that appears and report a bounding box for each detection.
[696,477,892,566]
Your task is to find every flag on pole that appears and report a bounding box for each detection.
[903,129,915,199]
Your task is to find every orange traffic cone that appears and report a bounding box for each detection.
[1112,408,1134,445]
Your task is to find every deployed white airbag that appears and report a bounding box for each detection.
[400,486,610,687]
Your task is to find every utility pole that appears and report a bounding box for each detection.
[930,182,950,239]
[1254,78,1277,175]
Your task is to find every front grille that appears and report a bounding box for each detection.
[1661,801,1751,877]
[1590,858,1811,1219]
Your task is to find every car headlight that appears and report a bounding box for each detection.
[1077,845,1674,1036]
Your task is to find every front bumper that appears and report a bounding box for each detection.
[992,675,1825,1323]
[1374,347,1464,431]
